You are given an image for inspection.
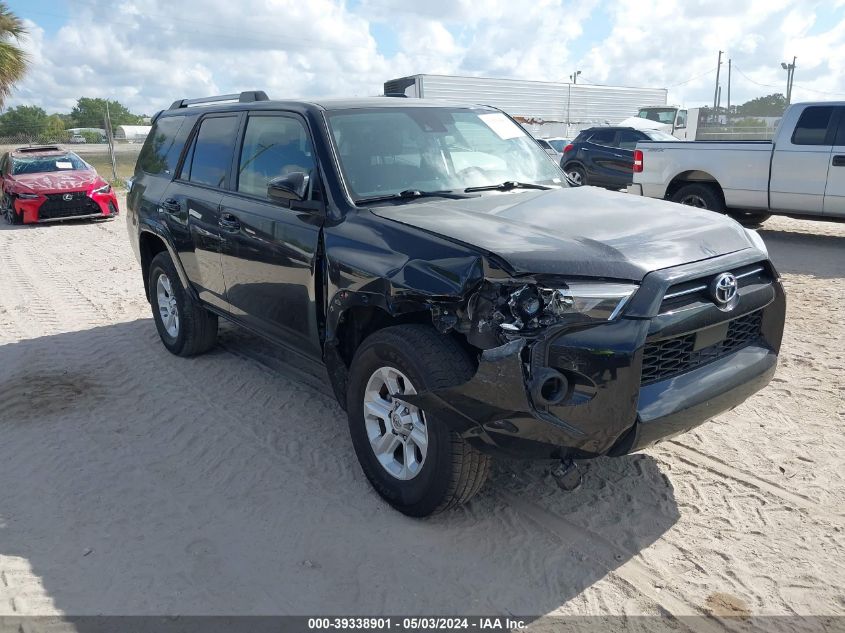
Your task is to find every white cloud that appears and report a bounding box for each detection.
[7,0,845,115]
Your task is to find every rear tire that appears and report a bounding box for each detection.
[670,183,725,213]
[564,164,586,187]
[148,252,218,357]
[346,325,491,517]
[729,211,771,227]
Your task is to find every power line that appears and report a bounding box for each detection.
[733,63,845,97]
[666,66,718,88]
[731,64,782,90]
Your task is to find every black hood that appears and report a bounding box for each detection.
[370,186,756,281]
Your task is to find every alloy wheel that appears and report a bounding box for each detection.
[363,366,428,481]
[567,170,584,186]
[156,273,180,338]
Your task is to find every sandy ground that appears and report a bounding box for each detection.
[0,197,843,622]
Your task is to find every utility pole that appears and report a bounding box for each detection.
[727,58,732,113]
[570,70,581,84]
[789,56,796,104]
[782,57,797,104]
[104,101,118,182]
[713,50,724,109]
[717,86,722,111]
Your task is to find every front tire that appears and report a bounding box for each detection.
[148,252,218,357]
[3,194,21,225]
[346,325,491,517]
[729,211,771,227]
[670,183,725,213]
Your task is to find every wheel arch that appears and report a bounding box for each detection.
[324,297,479,410]
[562,160,586,172]
[665,170,725,205]
[138,229,191,303]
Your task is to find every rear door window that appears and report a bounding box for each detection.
[588,129,617,147]
[791,106,835,146]
[618,130,643,150]
[836,107,845,145]
[185,115,240,188]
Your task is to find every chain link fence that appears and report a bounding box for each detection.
[694,109,782,141]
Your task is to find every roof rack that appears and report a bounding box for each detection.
[15,145,63,153]
[168,90,269,110]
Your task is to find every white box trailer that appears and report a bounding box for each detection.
[383,74,668,138]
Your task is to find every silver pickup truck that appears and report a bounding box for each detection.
[627,101,845,225]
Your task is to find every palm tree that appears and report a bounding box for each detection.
[0,2,27,107]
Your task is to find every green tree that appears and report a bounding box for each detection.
[0,104,47,139]
[0,2,28,107]
[70,97,144,128]
[42,114,68,142]
[737,93,788,117]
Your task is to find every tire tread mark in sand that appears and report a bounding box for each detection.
[499,491,744,633]
[666,441,843,522]
[0,247,62,339]
[22,227,114,326]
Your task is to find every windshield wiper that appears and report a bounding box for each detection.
[464,181,553,193]
[356,189,477,204]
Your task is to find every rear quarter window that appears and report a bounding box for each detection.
[137,115,193,176]
[791,106,835,146]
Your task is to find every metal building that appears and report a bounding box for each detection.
[384,74,668,137]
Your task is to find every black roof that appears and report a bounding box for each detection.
[578,126,642,133]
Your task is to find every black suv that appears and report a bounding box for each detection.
[127,92,785,517]
[562,126,678,189]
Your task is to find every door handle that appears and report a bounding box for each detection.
[833,155,845,167]
[161,198,181,213]
[218,213,241,231]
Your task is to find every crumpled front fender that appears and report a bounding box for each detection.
[401,339,589,459]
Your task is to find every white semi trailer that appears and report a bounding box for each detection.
[383,74,668,138]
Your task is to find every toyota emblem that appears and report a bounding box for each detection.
[710,272,738,308]
[62,193,74,201]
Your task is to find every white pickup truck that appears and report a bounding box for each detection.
[627,101,845,225]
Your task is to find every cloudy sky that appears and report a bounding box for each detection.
[6,0,845,116]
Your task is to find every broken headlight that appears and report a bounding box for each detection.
[498,282,638,331]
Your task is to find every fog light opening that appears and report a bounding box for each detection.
[531,369,569,406]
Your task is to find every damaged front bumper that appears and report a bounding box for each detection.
[404,319,648,459]
[405,253,786,461]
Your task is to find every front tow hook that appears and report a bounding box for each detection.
[551,458,583,491]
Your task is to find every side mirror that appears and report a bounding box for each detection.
[267,171,309,203]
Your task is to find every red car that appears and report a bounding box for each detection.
[1,146,119,225]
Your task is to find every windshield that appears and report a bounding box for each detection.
[12,153,88,175]
[643,129,679,141]
[637,108,677,125]
[325,107,563,201]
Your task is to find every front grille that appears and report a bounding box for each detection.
[39,192,100,220]
[641,310,764,385]
[660,263,772,313]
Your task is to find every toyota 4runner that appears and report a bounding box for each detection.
[127,91,785,517]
